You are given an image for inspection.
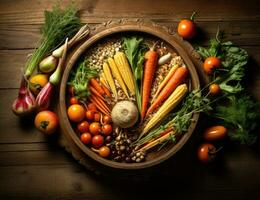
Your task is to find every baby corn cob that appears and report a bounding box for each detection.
[107,57,130,98]
[140,84,188,137]
[114,52,136,95]
[103,62,117,100]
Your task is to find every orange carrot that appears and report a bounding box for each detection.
[151,65,179,104]
[146,66,188,115]
[100,82,111,98]
[92,95,110,113]
[89,86,106,101]
[89,97,110,116]
[141,46,158,120]
[89,78,105,95]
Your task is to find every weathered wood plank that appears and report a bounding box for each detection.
[0,145,259,199]
[1,21,260,50]
[0,0,260,26]
[0,89,45,143]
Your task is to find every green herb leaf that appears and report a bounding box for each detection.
[214,95,260,145]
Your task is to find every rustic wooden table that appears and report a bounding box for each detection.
[0,0,260,199]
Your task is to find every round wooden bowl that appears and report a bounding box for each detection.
[59,21,200,169]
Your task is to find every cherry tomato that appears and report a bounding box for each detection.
[103,115,111,124]
[67,104,85,122]
[88,103,97,111]
[89,122,101,135]
[94,113,101,122]
[177,19,196,39]
[203,126,227,141]
[99,146,110,158]
[197,143,216,163]
[86,110,95,121]
[77,121,89,133]
[102,124,112,136]
[92,135,104,148]
[70,97,79,105]
[209,84,221,95]
[80,133,92,144]
[34,111,59,134]
[203,57,221,74]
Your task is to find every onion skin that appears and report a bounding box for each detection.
[35,82,54,111]
[39,55,58,73]
[12,78,36,116]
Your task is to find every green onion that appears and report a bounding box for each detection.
[24,5,81,77]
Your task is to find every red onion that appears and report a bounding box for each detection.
[12,78,36,116]
[35,82,54,111]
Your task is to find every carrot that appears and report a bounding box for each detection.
[89,97,110,116]
[141,45,159,120]
[151,65,179,104]
[146,66,188,116]
[89,86,106,101]
[100,82,111,98]
[92,95,110,113]
[138,130,176,152]
[89,78,105,95]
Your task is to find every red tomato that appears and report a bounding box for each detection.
[203,57,221,74]
[77,121,89,133]
[80,133,92,144]
[89,122,101,135]
[209,84,221,95]
[88,103,97,111]
[102,124,112,136]
[99,146,110,158]
[86,110,95,121]
[103,115,111,124]
[203,126,227,141]
[94,113,101,122]
[197,143,217,163]
[177,19,196,39]
[34,111,59,134]
[67,104,85,122]
[70,97,79,105]
[92,135,104,148]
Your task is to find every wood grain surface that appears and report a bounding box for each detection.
[0,0,260,199]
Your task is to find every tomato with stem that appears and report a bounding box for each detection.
[197,143,219,163]
[89,122,101,135]
[177,12,197,39]
[34,111,59,134]
[203,57,221,74]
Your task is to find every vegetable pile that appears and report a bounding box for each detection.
[12,6,260,165]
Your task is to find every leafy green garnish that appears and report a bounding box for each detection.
[214,96,260,145]
[25,5,81,77]
[136,90,213,146]
[196,35,248,94]
[123,36,148,112]
[68,61,98,101]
